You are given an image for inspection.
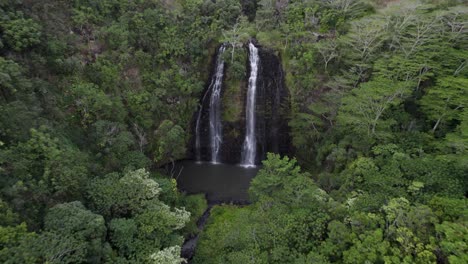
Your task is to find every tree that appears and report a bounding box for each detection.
[429,196,467,222]
[316,39,339,70]
[71,6,100,40]
[221,16,250,63]
[342,229,392,264]
[445,108,468,154]
[149,246,185,264]
[109,205,189,262]
[91,120,149,171]
[41,201,108,263]
[1,16,42,52]
[0,222,38,263]
[66,82,115,127]
[320,220,354,262]
[249,153,322,204]
[0,127,91,228]
[201,0,242,33]
[342,17,386,62]
[387,11,441,59]
[436,221,468,264]
[420,77,467,133]
[153,120,186,167]
[87,169,161,217]
[0,100,41,143]
[0,57,31,102]
[338,78,411,135]
[87,168,190,261]
[256,0,282,30]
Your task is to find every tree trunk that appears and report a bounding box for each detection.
[432,117,442,133]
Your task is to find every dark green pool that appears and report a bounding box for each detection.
[175,161,260,202]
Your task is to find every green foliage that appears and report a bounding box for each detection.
[201,0,242,33]
[0,222,38,263]
[0,57,31,102]
[0,0,466,263]
[445,108,468,155]
[87,168,190,261]
[429,196,468,222]
[149,246,185,264]
[87,169,161,217]
[221,16,251,63]
[66,82,117,127]
[0,100,41,143]
[42,201,107,263]
[0,199,18,226]
[250,153,324,206]
[342,229,391,264]
[1,16,41,52]
[0,128,90,230]
[153,120,186,165]
[91,120,149,171]
[338,78,411,136]
[436,221,468,264]
[196,154,331,263]
[180,194,208,236]
[420,76,467,134]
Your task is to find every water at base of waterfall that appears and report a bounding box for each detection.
[175,160,260,202]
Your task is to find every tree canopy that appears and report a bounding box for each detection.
[0,0,466,263]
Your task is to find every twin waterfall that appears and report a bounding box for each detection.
[241,43,259,167]
[195,45,226,163]
[195,42,277,167]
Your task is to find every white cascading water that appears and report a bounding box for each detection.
[195,45,226,163]
[241,42,259,167]
[208,45,226,163]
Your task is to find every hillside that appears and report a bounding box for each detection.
[0,0,467,263]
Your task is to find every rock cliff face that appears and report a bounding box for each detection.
[255,45,291,162]
[190,42,291,165]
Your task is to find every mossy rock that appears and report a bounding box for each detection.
[222,78,243,123]
[222,49,247,123]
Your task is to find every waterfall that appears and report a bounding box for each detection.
[241,42,259,167]
[208,45,226,163]
[195,45,226,163]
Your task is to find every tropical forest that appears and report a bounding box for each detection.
[0,0,467,263]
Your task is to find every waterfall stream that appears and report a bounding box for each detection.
[208,45,226,163]
[195,45,226,163]
[241,42,259,167]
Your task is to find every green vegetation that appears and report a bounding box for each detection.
[0,0,466,263]
[222,49,247,123]
[195,153,466,263]
[196,0,468,263]
[0,0,226,262]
